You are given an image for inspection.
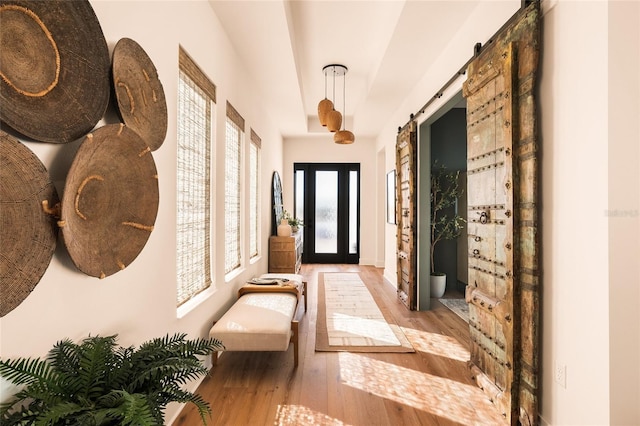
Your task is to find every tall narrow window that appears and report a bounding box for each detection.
[225,101,244,274]
[249,129,261,259]
[176,47,216,307]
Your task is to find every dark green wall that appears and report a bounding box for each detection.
[430,107,466,292]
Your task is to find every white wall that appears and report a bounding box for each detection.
[0,1,284,423]
[539,2,610,424]
[282,136,378,265]
[608,1,640,424]
[540,2,639,424]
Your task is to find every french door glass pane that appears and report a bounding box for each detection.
[295,170,304,223]
[349,170,358,254]
[315,170,338,253]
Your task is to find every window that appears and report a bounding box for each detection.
[249,129,261,259]
[225,101,244,274]
[176,47,216,307]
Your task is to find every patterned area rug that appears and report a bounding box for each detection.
[438,298,470,323]
[315,272,414,352]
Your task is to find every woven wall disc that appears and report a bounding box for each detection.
[112,38,167,151]
[0,0,110,143]
[0,130,59,317]
[60,124,159,278]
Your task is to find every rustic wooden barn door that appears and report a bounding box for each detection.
[396,121,417,310]
[463,3,540,425]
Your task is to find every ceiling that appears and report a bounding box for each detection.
[208,1,492,140]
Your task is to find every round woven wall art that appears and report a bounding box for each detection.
[60,124,159,278]
[112,37,167,151]
[0,130,59,317]
[0,0,110,143]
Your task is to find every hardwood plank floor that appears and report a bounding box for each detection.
[173,264,507,426]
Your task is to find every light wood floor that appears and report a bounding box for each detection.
[173,264,507,426]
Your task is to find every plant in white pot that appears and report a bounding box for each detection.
[430,162,465,298]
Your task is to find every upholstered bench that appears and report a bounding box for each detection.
[209,274,306,367]
[259,273,307,312]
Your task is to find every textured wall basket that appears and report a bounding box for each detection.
[60,123,159,279]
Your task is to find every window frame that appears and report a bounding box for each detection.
[224,101,245,276]
[249,128,261,261]
[176,47,216,311]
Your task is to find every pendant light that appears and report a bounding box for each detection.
[334,65,354,144]
[324,65,343,132]
[317,67,333,126]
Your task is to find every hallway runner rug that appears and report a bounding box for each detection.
[438,298,470,323]
[315,272,414,352]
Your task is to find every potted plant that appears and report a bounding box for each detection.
[284,210,304,233]
[430,162,465,298]
[0,333,223,425]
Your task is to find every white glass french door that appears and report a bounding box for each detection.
[294,163,359,264]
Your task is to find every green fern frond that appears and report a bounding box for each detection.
[47,338,80,375]
[161,387,212,425]
[1,401,40,425]
[35,401,87,425]
[1,333,217,426]
[0,357,56,388]
[94,390,157,426]
[126,358,208,392]
[75,337,116,400]
[138,333,188,353]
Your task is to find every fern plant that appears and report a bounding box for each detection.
[0,333,224,425]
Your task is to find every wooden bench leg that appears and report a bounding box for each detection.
[210,320,219,368]
[303,281,308,312]
[291,320,299,367]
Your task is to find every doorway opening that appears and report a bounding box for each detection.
[416,91,468,310]
[294,163,360,264]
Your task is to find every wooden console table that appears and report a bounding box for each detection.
[268,231,302,274]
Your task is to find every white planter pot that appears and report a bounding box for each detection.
[430,274,447,298]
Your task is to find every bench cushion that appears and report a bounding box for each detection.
[209,292,298,352]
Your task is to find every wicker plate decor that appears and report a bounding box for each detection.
[60,124,159,278]
[0,0,110,143]
[0,130,59,317]
[112,38,167,151]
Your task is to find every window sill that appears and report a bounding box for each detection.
[177,286,216,319]
[225,266,245,283]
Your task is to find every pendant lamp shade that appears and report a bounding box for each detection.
[334,130,355,144]
[326,109,342,132]
[318,98,333,126]
[319,64,352,140]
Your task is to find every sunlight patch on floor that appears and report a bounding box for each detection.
[327,312,400,345]
[324,273,400,346]
[275,404,347,426]
[338,352,508,426]
[400,326,470,362]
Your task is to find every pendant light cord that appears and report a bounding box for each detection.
[342,71,346,130]
[324,69,327,99]
[332,66,336,106]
